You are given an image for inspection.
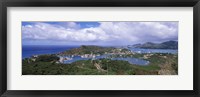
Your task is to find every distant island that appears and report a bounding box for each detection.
[129,41,178,49]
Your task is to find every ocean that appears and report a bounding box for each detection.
[22,45,178,65]
[22,45,79,58]
[22,45,178,58]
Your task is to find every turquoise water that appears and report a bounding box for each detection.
[62,55,149,65]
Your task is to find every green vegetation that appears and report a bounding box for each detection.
[22,53,178,75]
[22,45,178,75]
[35,54,59,62]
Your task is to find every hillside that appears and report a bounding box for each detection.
[131,41,178,49]
[57,45,128,55]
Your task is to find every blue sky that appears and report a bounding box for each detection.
[22,22,100,29]
[22,22,178,46]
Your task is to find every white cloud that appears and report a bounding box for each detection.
[22,22,178,45]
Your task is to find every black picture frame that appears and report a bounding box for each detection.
[0,0,200,97]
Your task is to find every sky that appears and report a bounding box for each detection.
[22,21,178,46]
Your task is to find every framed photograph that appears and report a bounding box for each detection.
[0,0,199,97]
